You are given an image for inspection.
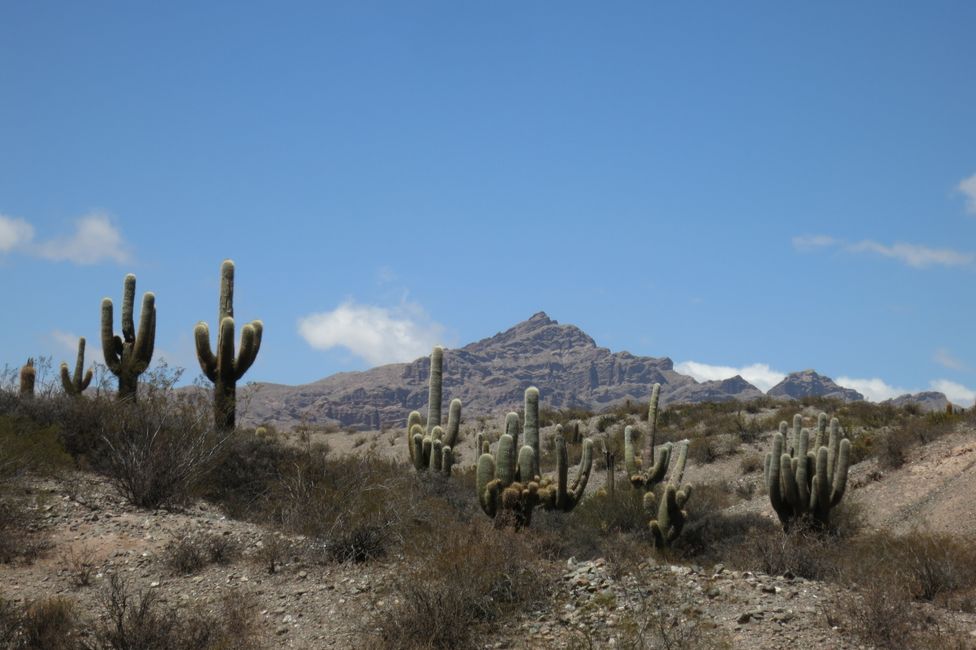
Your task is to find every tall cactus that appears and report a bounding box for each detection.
[765,413,851,531]
[19,358,35,398]
[625,383,672,490]
[60,337,93,396]
[102,274,155,401]
[406,346,461,476]
[476,387,593,528]
[194,260,263,431]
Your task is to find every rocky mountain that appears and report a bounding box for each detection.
[883,391,952,413]
[241,313,865,431]
[766,370,864,402]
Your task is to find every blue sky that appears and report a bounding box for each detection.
[2,2,975,404]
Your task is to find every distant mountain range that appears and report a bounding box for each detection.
[240,312,948,430]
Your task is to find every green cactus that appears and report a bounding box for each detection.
[645,441,692,549]
[194,260,263,431]
[624,383,672,490]
[60,337,93,396]
[476,387,594,528]
[102,274,155,401]
[19,358,35,398]
[406,346,461,476]
[765,412,851,531]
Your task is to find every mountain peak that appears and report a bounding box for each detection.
[768,370,864,402]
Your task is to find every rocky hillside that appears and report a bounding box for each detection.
[241,313,941,431]
[767,370,864,402]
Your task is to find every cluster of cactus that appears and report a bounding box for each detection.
[19,358,35,397]
[476,386,593,528]
[407,346,462,476]
[101,274,156,401]
[60,337,93,396]
[623,383,693,548]
[765,412,851,531]
[194,260,263,431]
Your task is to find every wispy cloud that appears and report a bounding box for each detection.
[958,172,976,215]
[934,348,967,371]
[675,360,786,393]
[49,330,103,366]
[298,299,445,366]
[793,234,973,269]
[0,211,131,264]
[930,379,976,407]
[33,213,131,264]
[834,376,909,402]
[0,214,35,252]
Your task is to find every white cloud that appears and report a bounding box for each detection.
[298,299,445,366]
[834,376,909,403]
[934,348,967,371]
[33,212,131,264]
[958,172,976,215]
[929,379,976,407]
[793,234,973,269]
[0,214,35,252]
[675,360,786,393]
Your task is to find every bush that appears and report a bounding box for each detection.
[164,532,239,575]
[89,574,260,650]
[7,596,81,650]
[367,522,549,649]
[100,391,230,509]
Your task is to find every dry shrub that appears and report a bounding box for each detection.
[739,452,763,474]
[0,490,49,565]
[89,574,260,650]
[3,596,82,650]
[164,532,239,575]
[253,533,289,575]
[101,390,230,509]
[61,545,98,588]
[368,521,549,650]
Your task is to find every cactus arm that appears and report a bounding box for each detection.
[19,359,36,397]
[219,259,234,321]
[555,435,569,510]
[524,387,540,478]
[505,412,520,449]
[642,382,661,469]
[816,412,828,449]
[445,398,461,448]
[411,427,425,471]
[407,412,423,464]
[624,425,639,476]
[427,346,443,433]
[234,321,262,380]
[791,414,802,455]
[829,439,851,507]
[441,447,454,476]
[827,418,841,486]
[430,438,443,471]
[217,317,236,381]
[476,454,498,516]
[121,274,136,341]
[496,434,516,487]
[101,298,122,373]
[669,441,688,486]
[795,429,810,508]
[517,446,536,484]
[780,454,799,511]
[132,292,155,370]
[569,438,593,502]
[60,363,73,394]
[194,323,218,381]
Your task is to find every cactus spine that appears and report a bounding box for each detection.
[194,260,263,431]
[101,274,155,401]
[60,337,93,396]
[476,387,594,527]
[19,358,35,397]
[765,413,851,531]
[407,346,461,476]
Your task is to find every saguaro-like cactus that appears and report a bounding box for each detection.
[765,413,851,531]
[194,260,263,431]
[476,387,594,528]
[60,337,93,396]
[624,383,673,490]
[646,441,692,549]
[406,346,461,476]
[102,274,155,401]
[19,358,35,397]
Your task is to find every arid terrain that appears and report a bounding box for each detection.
[2,386,976,649]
